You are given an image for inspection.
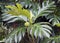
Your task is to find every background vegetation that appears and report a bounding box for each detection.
[0,0,60,43]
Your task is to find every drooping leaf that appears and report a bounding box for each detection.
[30,22,52,38]
[4,27,26,43]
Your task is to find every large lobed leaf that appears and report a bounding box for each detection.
[4,27,26,43]
[30,22,52,38]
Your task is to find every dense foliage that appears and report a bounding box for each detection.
[0,0,60,43]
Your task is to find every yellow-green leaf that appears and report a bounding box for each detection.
[55,23,60,27]
[5,3,34,23]
[16,3,22,9]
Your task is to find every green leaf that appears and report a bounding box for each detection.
[5,27,26,43]
[34,1,55,21]
[30,22,52,38]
